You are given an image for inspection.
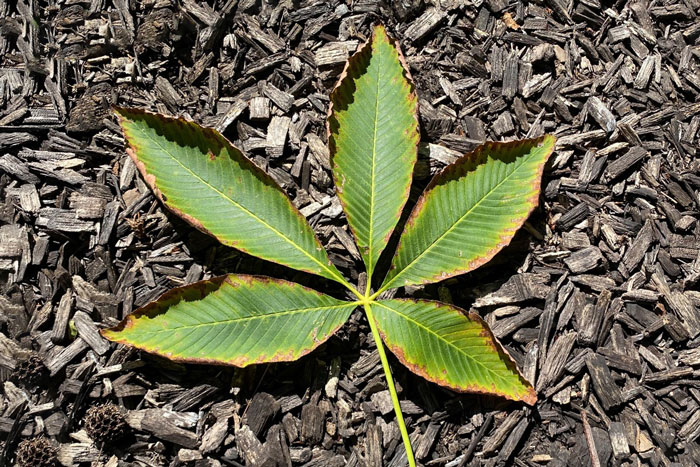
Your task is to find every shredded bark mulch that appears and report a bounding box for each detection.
[1,0,699,466]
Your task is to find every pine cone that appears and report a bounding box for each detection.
[11,354,49,387]
[84,403,128,445]
[15,437,58,467]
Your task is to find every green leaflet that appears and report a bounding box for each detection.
[381,136,555,291]
[101,275,357,366]
[115,107,346,285]
[370,299,536,404]
[328,25,418,280]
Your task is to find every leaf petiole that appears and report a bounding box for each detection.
[363,302,416,467]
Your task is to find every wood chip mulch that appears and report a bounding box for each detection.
[1,0,699,466]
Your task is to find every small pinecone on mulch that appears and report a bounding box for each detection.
[84,404,128,445]
[11,354,49,387]
[15,437,58,467]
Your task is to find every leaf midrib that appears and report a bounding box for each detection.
[131,303,356,335]
[384,150,536,290]
[133,123,342,284]
[366,39,382,279]
[374,301,517,383]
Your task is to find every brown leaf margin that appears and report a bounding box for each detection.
[113,106,341,280]
[373,299,537,405]
[101,274,356,367]
[383,135,556,290]
[326,24,420,274]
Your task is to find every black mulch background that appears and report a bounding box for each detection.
[1,0,700,466]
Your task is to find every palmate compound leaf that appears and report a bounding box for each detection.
[107,26,546,467]
[328,25,419,280]
[115,107,347,286]
[101,275,357,365]
[369,299,537,404]
[380,135,556,292]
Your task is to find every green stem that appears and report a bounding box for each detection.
[363,303,416,467]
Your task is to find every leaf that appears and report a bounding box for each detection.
[115,107,345,285]
[381,136,555,291]
[101,275,357,366]
[370,299,536,404]
[328,25,419,280]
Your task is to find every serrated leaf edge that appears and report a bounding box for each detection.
[101,274,357,367]
[114,106,346,285]
[372,299,537,405]
[382,135,556,290]
[327,24,420,280]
